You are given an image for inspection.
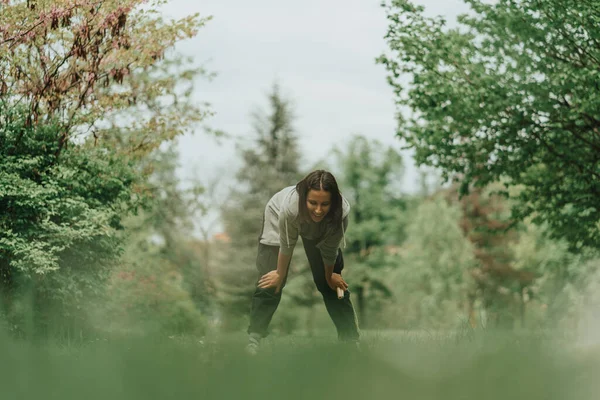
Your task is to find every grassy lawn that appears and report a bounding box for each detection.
[1,329,598,400]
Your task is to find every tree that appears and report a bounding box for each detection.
[0,104,137,337]
[0,0,210,158]
[217,83,303,329]
[331,135,407,328]
[136,144,215,314]
[446,184,535,329]
[378,0,600,249]
[509,220,599,329]
[391,196,476,329]
[0,0,212,337]
[223,83,302,248]
[94,142,233,338]
[99,213,207,337]
[186,174,224,312]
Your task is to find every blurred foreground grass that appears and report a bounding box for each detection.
[1,328,599,400]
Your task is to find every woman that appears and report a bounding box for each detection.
[246,170,360,353]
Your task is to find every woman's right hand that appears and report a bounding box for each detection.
[258,270,284,293]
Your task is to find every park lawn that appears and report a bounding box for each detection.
[0,329,598,400]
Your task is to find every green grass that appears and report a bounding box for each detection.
[1,329,598,400]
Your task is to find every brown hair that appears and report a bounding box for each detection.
[295,170,343,227]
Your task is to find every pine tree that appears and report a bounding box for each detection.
[217,83,303,329]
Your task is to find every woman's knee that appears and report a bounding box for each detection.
[314,281,336,297]
[253,287,283,300]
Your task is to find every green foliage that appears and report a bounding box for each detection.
[0,104,137,333]
[98,226,206,337]
[218,83,304,328]
[334,135,406,251]
[0,0,211,157]
[329,135,407,327]
[213,245,256,331]
[392,196,476,329]
[447,184,526,329]
[94,144,212,337]
[379,0,600,249]
[510,220,600,328]
[223,83,303,248]
[0,0,213,339]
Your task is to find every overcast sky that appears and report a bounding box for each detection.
[162,0,470,200]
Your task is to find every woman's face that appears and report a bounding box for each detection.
[306,189,332,223]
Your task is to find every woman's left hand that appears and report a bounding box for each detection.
[326,273,348,292]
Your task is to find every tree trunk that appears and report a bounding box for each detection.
[356,285,366,329]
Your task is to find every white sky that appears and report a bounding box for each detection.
[160,0,470,234]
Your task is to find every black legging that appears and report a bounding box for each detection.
[247,237,360,341]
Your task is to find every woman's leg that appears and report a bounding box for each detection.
[302,238,360,342]
[247,243,288,338]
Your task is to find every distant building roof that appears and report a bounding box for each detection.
[212,232,231,243]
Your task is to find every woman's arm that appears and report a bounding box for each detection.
[276,251,292,279]
[322,216,349,291]
[320,216,349,267]
[258,206,297,292]
[258,251,291,293]
[325,264,348,292]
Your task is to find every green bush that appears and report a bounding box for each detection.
[0,103,138,338]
